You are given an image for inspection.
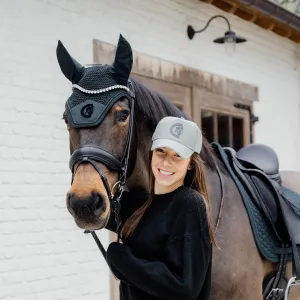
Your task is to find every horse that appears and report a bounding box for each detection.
[56,34,300,300]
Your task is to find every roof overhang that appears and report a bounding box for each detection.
[200,0,300,43]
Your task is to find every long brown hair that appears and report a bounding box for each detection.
[120,151,217,247]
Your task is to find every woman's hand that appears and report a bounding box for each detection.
[106,242,132,283]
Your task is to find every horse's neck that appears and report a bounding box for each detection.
[126,122,152,191]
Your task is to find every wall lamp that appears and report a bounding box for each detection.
[187,15,247,54]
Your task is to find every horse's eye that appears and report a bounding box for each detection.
[117,110,129,123]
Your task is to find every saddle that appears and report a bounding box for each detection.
[224,144,284,240]
[212,142,300,299]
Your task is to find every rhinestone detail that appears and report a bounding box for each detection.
[72,84,129,94]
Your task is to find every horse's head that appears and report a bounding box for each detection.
[57,35,135,230]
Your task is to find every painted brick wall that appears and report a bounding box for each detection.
[0,0,299,299]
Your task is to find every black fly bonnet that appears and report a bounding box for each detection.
[56,35,136,245]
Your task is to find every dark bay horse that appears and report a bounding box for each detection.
[57,35,300,300]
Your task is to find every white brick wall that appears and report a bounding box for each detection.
[0,0,299,299]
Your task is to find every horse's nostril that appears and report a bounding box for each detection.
[69,193,94,211]
[93,193,105,216]
[94,193,102,210]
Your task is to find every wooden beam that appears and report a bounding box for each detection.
[255,16,276,30]
[212,0,237,13]
[222,0,239,13]
[228,3,238,14]
[247,12,258,23]
[290,34,300,43]
[234,8,257,22]
[200,0,215,4]
[273,24,292,38]
[233,5,258,23]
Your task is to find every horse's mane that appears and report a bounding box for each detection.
[130,77,223,172]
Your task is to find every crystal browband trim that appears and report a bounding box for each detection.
[72,84,130,94]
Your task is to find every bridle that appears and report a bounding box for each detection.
[68,80,136,261]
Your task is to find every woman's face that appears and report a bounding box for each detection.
[151,147,191,193]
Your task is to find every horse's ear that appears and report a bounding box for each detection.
[56,40,83,83]
[112,34,133,85]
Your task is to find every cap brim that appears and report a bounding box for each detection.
[151,139,193,160]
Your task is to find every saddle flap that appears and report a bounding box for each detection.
[278,187,300,244]
[225,148,280,233]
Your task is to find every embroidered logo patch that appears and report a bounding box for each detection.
[170,123,183,138]
[81,104,94,118]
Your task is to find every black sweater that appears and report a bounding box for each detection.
[106,186,212,300]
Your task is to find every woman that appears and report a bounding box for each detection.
[106,116,216,300]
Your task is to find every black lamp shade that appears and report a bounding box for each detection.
[213,30,247,44]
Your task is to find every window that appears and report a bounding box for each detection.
[174,103,183,111]
[201,110,244,150]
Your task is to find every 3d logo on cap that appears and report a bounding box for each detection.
[170,123,183,138]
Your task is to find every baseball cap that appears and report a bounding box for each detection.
[151,117,202,159]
